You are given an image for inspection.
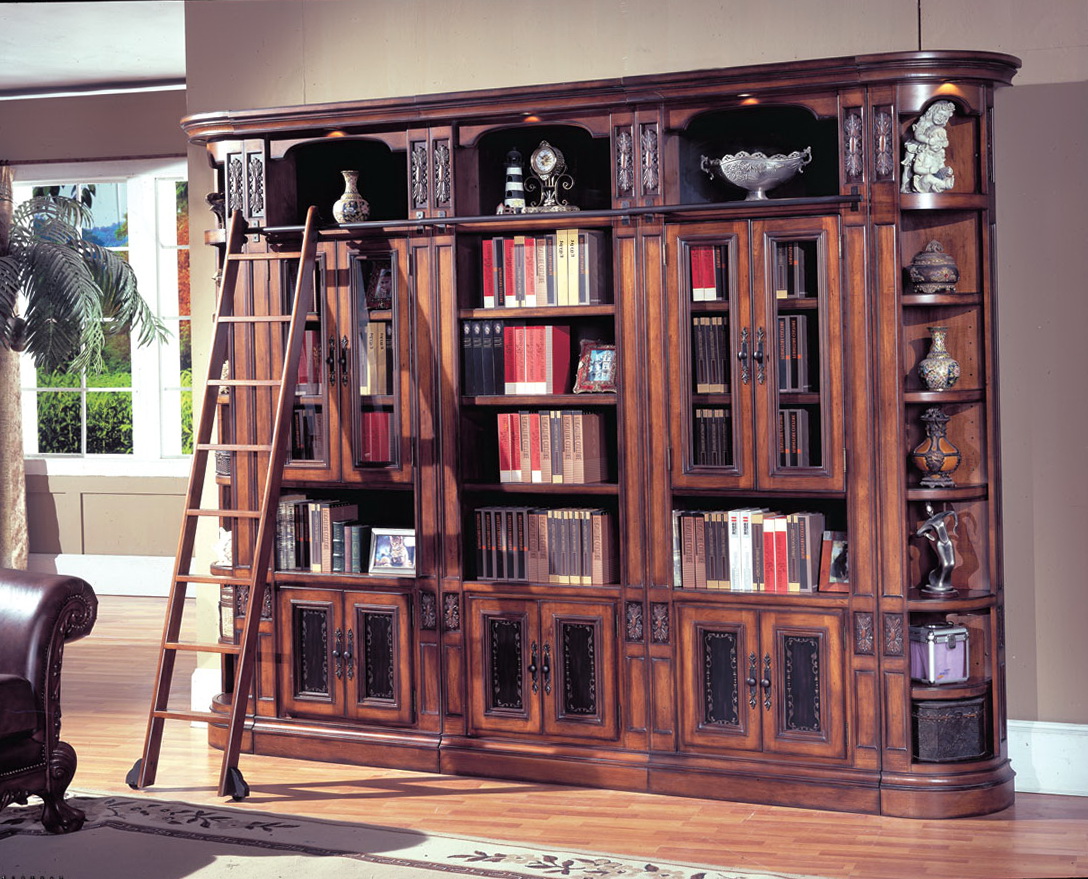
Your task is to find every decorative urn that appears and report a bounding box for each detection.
[332,170,370,225]
[908,240,959,294]
[911,407,961,488]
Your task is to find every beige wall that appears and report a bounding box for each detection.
[3,1,1080,726]
[182,0,1088,727]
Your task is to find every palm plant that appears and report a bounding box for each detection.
[0,191,167,373]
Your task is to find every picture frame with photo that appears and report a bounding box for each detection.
[572,340,617,393]
[368,527,416,576]
[818,530,850,592]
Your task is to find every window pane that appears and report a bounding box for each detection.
[37,391,81,454]
[87,391,134,454]
[87,328,132,390]
[176,181,189,248]
[81,182,128,248]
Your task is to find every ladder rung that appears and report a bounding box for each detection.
[217,315,292,324]
[164,641,243,655]
[217,379,282,388]
[226,251,303,262]
[175,573,253,585]
[196,443,273,453]
[153,709,222,724]
[186,508,261,519]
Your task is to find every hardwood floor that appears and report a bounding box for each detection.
[56,595,1088,879]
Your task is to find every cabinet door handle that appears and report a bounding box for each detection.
[332,627,343,680]
[737,326,751,385]
[326,336,338,385]
[747,652,759,708]
[754,326,766,385]
[343,628,355,680]
[761,653,772,710]
[542,643,552,695]
[339,335,350,386]
[529,641,539,694]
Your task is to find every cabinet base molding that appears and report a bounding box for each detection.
[878,761,1016,818]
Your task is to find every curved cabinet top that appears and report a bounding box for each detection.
[181,50,1021,145]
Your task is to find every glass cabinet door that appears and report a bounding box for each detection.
[343,240,412,483]
[668,217,843,493]
[668,222,754,490]
[750,216,844,491]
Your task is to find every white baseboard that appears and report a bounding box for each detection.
[28,552,174,596]
[1009,720,1088,796]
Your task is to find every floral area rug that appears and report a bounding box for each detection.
[0,792,821,879]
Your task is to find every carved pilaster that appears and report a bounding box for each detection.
[843,110,864,183]
[420,591,438,630]
[625,600,644,642]
[411,141,428,210]
[443,593,461,631]
[854,612,875,655]
[433,140,452,209]
[640,123,660,196]
[615,127,635,198]
[874,108,895,181]
[650,602,669,644]
[883,612,904,656]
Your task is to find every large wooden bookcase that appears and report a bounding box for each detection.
[185,50,1019,818]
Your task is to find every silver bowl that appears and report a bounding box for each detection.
[701,146,812,200]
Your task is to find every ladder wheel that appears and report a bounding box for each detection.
[225,766,250,801]
[126,759,144,790]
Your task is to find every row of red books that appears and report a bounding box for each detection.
[358,410,394,464]
[689,243,729,301]
[672,508,826,593]
[474,505,617,585]
[462,321,571,396]
[497,409,608,484]
[481,230,609,308]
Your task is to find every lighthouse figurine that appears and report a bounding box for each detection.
[498,147,525,214]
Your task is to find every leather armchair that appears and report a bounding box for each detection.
[0,568,97,833]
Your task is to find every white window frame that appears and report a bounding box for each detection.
[14,157,191,478]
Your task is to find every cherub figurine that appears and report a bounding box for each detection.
[901,101,956,194]
[916,503,958,595]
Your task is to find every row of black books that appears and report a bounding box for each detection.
[481,230,610,308]
[776,314,810,392]
[276,496,361,573]
[774,241,812,299]
[497,409,608,484]
[462,321,572,396]
[672,508,826,593]
[474,505,618,585]
[693,407,732,467]
[778,408,813,468]
[692,315,729,393]
[290,403,324,461]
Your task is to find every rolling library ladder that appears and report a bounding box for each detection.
[128,207,319,799]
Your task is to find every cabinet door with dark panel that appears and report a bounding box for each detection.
[540,600,618,741]
[277,587,344,719]
[344,591,414,725]
[758,609,846,759]
[467,597,543,736]
[677,604,761,753]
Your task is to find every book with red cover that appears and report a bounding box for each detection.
[482,239,496,308]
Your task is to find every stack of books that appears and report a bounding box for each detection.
[497,409,608,484]
[672,507,826,593]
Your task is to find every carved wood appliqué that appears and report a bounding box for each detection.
[844,110,864,182]
[443,593,461,631]
[702,630,740,726]
[875,108,895,181]
[433,140,452,208]
[625,600,644,642]
[247,153,265,218]
[883,612,904,656]
[227,155,244,215]
[615,128,635,197]
[561,622,598,715]
[640,123,660,196]
[854,612,875,655]
[650,602,669,644]
[411,142,428,209]
[420,591,438,631]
